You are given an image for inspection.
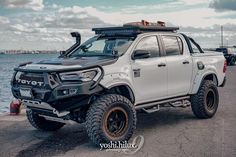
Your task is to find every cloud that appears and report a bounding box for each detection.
[11,24,28,32]
[0,9,100,50]
[180,24,236,48]
[2,0,44,11]
[57,5,236,28]
[209,0,236,11]
[0,16,10,24]
[1,3,236,50]
[58,6,113,27]
[180,0,209,5]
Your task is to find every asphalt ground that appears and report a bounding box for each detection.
[0,66,235,157]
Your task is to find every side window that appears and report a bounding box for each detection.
[162,36,183,56]
[135,36,159,58]
[177,37,183,53]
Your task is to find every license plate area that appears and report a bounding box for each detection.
[20,88,32,98]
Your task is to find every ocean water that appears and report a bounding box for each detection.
[0,53,58,113]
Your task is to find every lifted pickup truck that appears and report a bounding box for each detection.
[11,21,226,145]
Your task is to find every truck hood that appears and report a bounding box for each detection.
[20,56,117,71]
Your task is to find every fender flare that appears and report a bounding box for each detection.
[105,83,135,104]
[190,71,218,94]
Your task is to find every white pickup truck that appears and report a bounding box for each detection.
[11,21,226,146]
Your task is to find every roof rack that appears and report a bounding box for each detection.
[93,20,179,36]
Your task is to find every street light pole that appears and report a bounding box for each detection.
[221,25,224,48]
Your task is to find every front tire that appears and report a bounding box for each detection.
[26,110,65,131]
[191,80,219,119]
[85,94,136,145]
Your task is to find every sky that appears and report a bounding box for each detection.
[0,0,236,50]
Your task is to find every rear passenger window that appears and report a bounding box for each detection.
[162,36,183,56]
[135,36,160,58]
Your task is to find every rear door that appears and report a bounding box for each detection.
[161,35,192,97]
[131,35,168,103]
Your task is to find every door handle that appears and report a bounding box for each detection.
[182,60,190,64]
[158,63,166,67]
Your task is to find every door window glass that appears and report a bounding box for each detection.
[162,36,183,56]
[135,36,160,58]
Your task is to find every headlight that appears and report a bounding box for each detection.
[59,69,99,82]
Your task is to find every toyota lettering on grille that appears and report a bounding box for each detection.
[16,78,44,86]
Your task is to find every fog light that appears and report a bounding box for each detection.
[58,88,77,96]
[69,89,77,95]
[62,89,69,95]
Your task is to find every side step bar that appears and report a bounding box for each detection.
[135,96,190,110]
[142,105,160,113]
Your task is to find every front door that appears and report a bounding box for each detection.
[131,35,168,104]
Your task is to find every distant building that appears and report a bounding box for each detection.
[0,50,59,54]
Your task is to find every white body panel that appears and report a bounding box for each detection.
[165,35,193,97]
[100,32,226,105]
[189,52,225,94]
[166,55,192,97]
[131,57,167,103]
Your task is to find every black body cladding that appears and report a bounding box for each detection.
[11,55,112,111]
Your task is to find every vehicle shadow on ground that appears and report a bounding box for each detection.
[16,108,196,157]
[136,108,196,129]
[16,125,90,157]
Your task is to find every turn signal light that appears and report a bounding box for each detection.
[223,60,227,73]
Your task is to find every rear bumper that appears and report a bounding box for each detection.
[220,76,226,87]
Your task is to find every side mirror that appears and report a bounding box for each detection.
[132,50,151,60]
[71,32,81,45]
[60,50,66,56]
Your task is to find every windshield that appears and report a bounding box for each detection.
[69,37,134,57]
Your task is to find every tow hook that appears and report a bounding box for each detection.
[53,109,70,117]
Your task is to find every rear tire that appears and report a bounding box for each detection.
[190,80,219,119]
[26,109,65,131]
[85,94,136,145]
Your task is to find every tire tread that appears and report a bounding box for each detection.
[85,94,136,145]
[191,80,219,119]
[26,110,65,131]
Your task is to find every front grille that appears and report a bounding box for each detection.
[15,72,45,87]
[12,71,56,101]
[20,72,44,82]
